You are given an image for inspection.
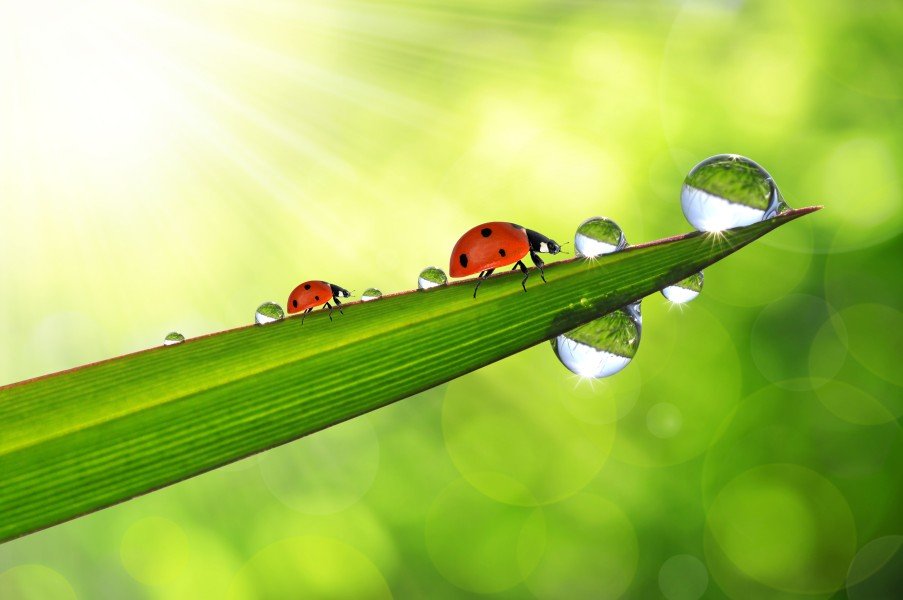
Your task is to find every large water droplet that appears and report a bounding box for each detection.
[575,217,627,258]
[552,304,642,378]
[255,302,284,325]
[163,332,185,346]
[681,154,783,231]
[361,288,383,302]
[661,272,704,304]
[418,266,448,290]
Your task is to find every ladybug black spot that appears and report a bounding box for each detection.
[481,227,492,237]
[498,248,506,257]
[304,284,311,290]
[315,295,320,301]
[459,253,468,268]
[292,299,298,308]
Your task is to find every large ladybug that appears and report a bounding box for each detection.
[287,280,351,322]
[450,221,562,297]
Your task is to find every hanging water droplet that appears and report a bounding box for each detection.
[661,271,704,304]
[574,216,627,258]
[681,154,782,232]
[625,300,642,325]
[255,302,284,325]
[772,195,792,216]
[418,266,448,290]
[361,288,383,302]
[551,304,642,378]
[163,331,185,346]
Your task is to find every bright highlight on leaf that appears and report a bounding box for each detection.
[0,207,819,543]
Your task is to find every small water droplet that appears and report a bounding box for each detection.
[574,216,628,258]
[681,154,783,232]
[552,304,642,378]
[163,332,185,346]
[418,266,448,290]
[661,272,704,304]
[255,302,284,325]
[361,288,383,302]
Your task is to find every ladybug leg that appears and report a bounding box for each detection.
[514,260,529,292]
[333,296,344,315]
[473,268,495,299]
[529,251,547,283]
[301,307,313,324]
[324,302,334,321]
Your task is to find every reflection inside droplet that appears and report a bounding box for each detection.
[552,304,641,378]
[163,332,185,346]
[681,154,783,232]
[361,288,383,302]
[662,272,704,304]
[574,216,627,258]
[418,266,448,289]
[255,302,285,325]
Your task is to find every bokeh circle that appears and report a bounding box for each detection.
[658,554,709,600]
[846,535,903,600]
[443,345,617,506]
[705,464,856,595]
[425,478,545,594]
[229,536,391,599]
[524,493,637,600]
[120,516,189,586]
[258,416,380,514]
[0,565,77,600]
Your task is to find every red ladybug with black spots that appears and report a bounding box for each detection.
[287,280,351,322]
[450,222,562,297]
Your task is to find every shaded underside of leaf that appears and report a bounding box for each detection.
[0,207,819,543]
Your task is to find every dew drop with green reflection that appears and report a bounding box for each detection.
[662,271,704,304]
[552,303,641,378]
[681,154,787,231]
[361,288,383,302]
[574,216,627,258]
[418,267,448,290]
[163,332,185,346]
[254,302,284,325]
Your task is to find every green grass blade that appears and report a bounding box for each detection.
[0,207,819,543]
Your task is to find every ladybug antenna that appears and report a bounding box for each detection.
[558,241,571,255]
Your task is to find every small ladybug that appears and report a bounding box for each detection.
[449,221,562,297]
[287,280,352,323]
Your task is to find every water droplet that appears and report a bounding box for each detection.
[773,197,791,215]
[681,154,782,231]
[361,288,383,302]
[418,266,448,290]
[552,304,642,378]
[163,332,184,346]
[254,302,284,325]
[574,217,627,258]
[662,272,704,304]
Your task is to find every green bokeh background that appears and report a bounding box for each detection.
[1,0,901,598]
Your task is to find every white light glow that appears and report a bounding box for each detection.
[0,0,170,164]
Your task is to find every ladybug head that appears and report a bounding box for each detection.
[544,240,562,255]
[330,283,352,298]
[526,228,563,255]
